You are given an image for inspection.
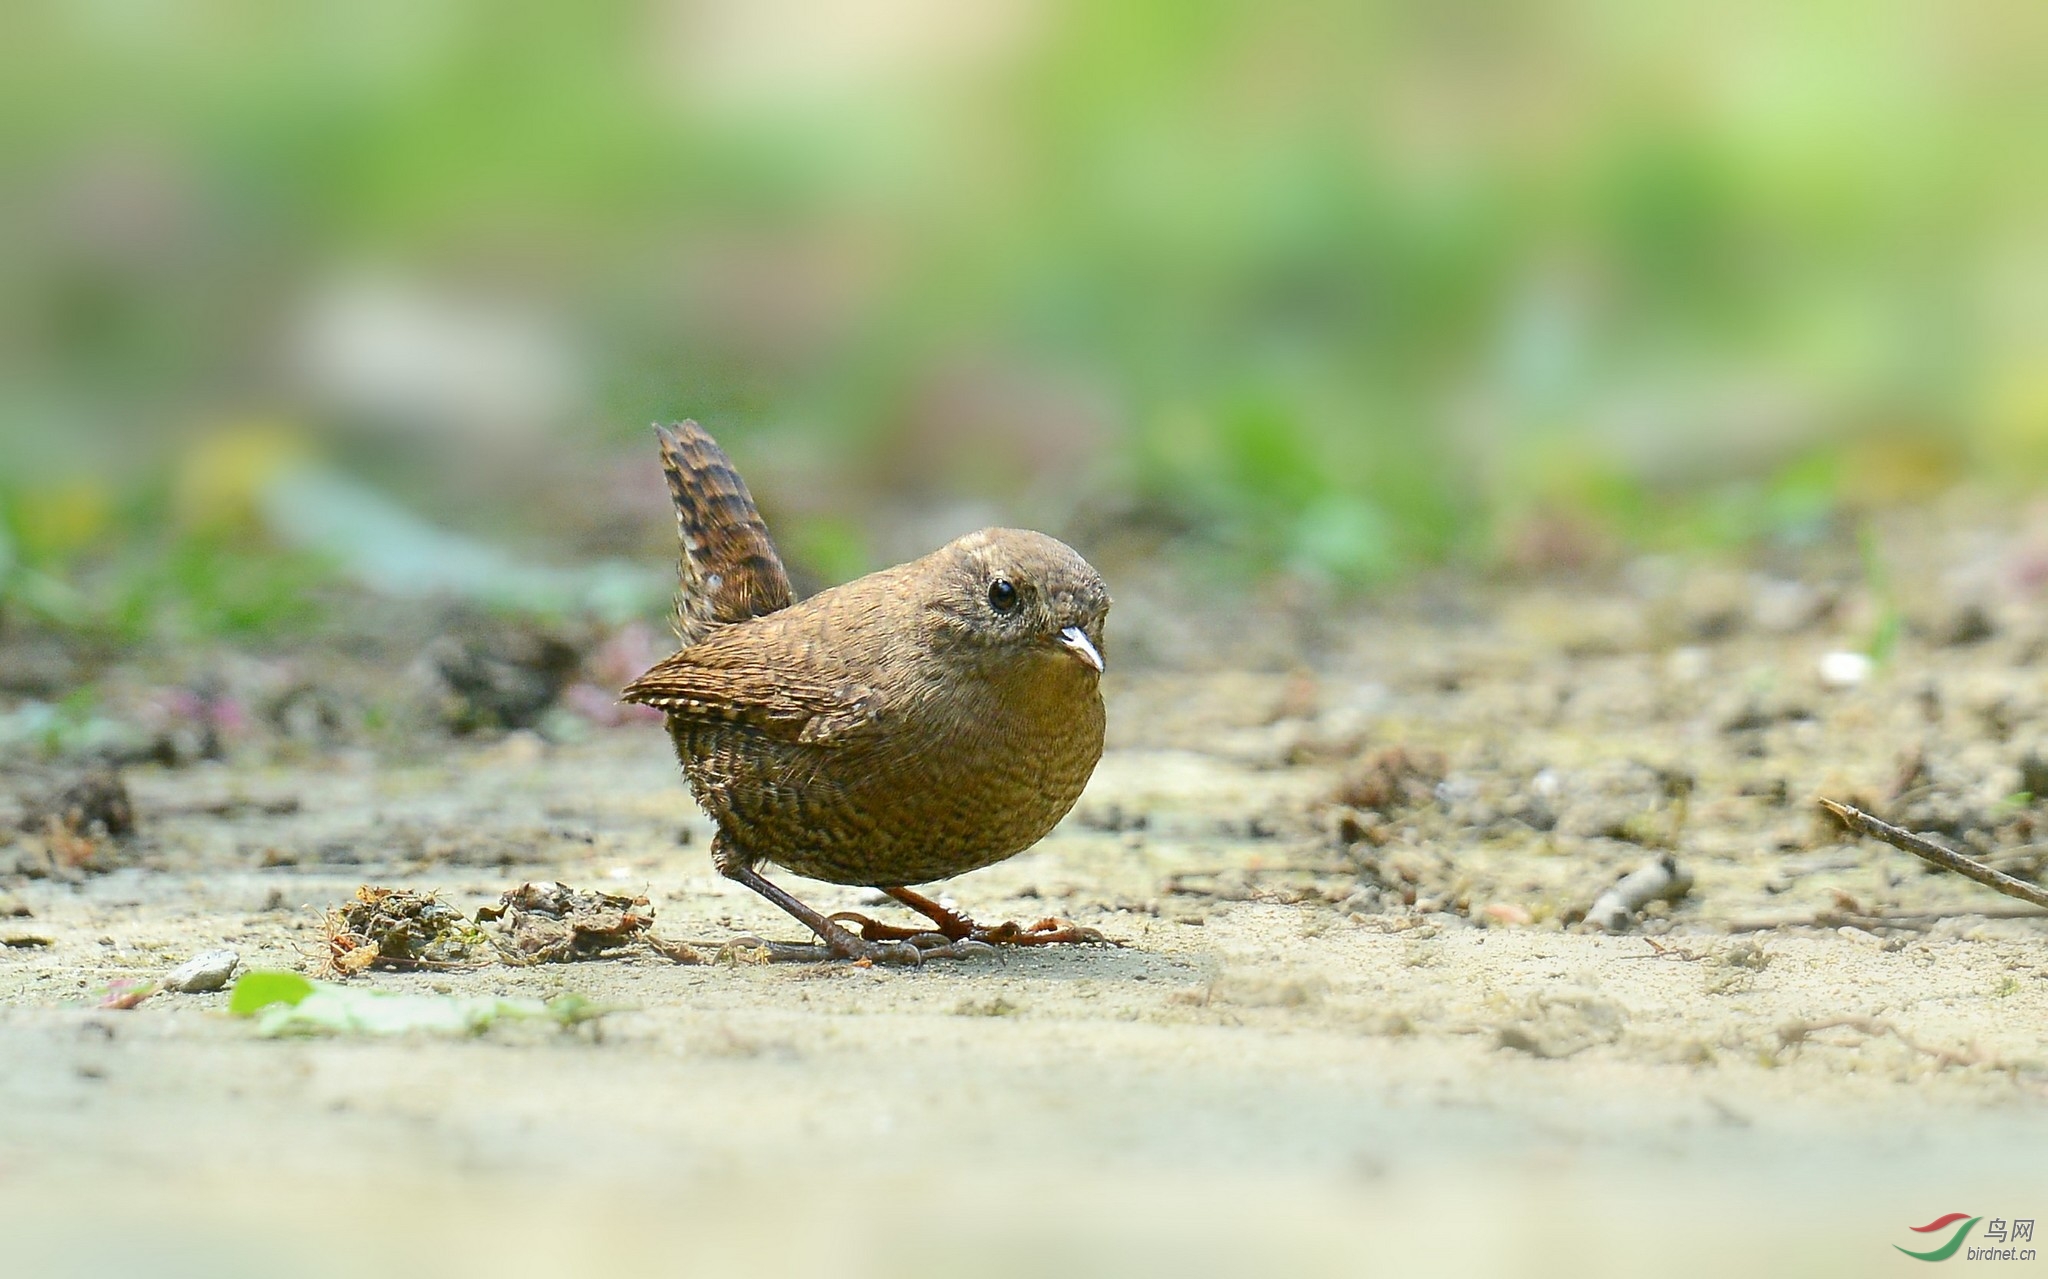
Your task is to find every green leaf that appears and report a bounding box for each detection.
[227,969,614,1037]
[227,970,316,1016]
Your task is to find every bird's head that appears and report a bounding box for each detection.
[923,528,1110,679]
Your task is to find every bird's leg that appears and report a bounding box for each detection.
[883,887,976,938]
[828,886,1106,946]
[823,886,970,943]
[864,884,1114,941]
[719,862,927,966]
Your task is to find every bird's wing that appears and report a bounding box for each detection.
[620,628,883,746]
[655,421,795,646]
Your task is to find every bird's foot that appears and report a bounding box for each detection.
[883,886,1110,947]
[720,929,930,966]
[831,908,1107,949]
[815,912,997,961]
[826,910,944,942]
[716,921,994,965]
[817,918,929,965]
[719,864,985,964]
[715,866,1081,963]
[968,916,1107,946]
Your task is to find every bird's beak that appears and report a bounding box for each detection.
[1057,626,1104,673]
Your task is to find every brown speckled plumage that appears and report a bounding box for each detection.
[622,421,1111,962]
[652,422,793,645]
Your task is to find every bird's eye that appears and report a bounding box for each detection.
[987,578,1020,614]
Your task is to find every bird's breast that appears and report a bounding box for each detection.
[676,649,1105,885]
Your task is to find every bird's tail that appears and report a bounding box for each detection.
[654,421,794,645]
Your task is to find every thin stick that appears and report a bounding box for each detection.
[1726,904,2048,934]
[1818,797,2048,911]
[1777,1015,1979,1070]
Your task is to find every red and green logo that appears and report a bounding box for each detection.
[1897,1213,1980,1262]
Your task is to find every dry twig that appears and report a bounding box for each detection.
[1777,1015,1979,1070]
[1726,903,2048,934]
[1819,797,2048,912]
[1619,937,1705,962]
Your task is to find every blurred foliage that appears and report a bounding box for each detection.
[3,0,2046,628]
[1,482,331,641]
[1858,522,1903,664]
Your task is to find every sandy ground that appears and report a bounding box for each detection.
[5,517,2048,1277]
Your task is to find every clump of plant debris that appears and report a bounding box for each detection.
[12,767,137,875]
[476,880,656,964]
[1325,746,1448,847]
[324,886,490,975]
[1333,746,1447,815]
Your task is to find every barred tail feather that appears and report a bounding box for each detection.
[655,421,794,645]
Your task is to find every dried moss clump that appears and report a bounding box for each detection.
[13,768,137,875]
[325,886,489,975]
[477,881,655,964]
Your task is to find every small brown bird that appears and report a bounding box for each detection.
[622,421,1111,963]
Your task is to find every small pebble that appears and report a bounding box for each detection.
[1818,651,1872,688]
[162,949,240,993]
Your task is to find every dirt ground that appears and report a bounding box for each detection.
[4,503,2048,1277]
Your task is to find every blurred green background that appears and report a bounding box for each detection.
[4,0,2047,638]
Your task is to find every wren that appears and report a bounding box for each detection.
[622,421,1111,963]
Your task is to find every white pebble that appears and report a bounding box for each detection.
[1818,651,1872,688]
[162,949,240,993]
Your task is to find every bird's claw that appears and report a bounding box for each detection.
[809,913,1005,962]
[974,917,1107,946]
[868,939,925,966]
[822,923,923,966]
[831,907,1107,950]
[827,910,929,943]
